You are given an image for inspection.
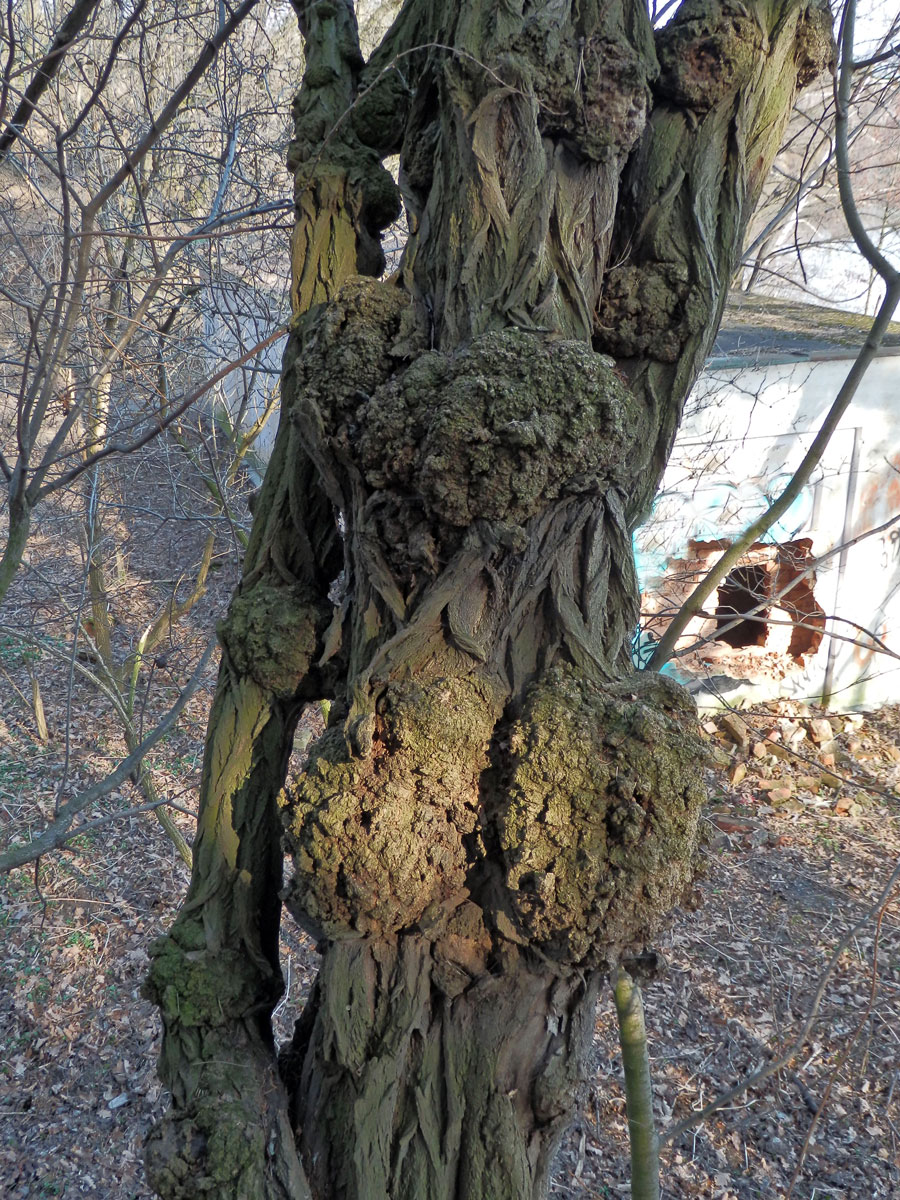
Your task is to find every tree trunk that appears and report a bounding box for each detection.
[281,938,599,1200]
[274,280,706,1194]
[0,491,30,606]
[147,1,834,1197]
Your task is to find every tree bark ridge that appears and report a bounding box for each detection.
[147,1,837,1196]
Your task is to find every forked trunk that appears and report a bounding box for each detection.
[146,1,834,1196]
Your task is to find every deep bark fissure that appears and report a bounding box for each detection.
[147,1,835,1197]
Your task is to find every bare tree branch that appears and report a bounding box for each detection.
[35,325,286,499]
[0,639,215,873]
[0,0,103,164]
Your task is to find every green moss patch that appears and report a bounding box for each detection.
[146,933,264,1027]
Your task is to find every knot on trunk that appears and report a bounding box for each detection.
[219,585,319,700]
[281,676,502,938]
[342,329,645,578]
[494,666,705,966]
[351,66,412,155]
[597,260,707,363]
[359,331,637,525]
[539,33,652,162]
[655,2,768,111]
[286,276,411,401]
[654,0,834,113]
[794,0,836,87]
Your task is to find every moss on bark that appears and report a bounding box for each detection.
[497,667,705,965]
[148,928,265,1027]
[148,2,838,1196]
[145,1019,308,1200]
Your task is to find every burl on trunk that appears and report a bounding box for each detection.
[145,2,833,1198]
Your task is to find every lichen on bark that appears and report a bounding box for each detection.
[496,667,705,965]
[282,674,503,938]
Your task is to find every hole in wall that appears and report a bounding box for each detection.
[713,541,825,661]
[715,564,770,648]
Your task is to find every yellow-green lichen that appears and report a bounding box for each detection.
[495,666,705,965]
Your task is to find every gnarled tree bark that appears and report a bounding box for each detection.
[146,1,833,1197]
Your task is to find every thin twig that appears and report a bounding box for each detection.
[0,640,215,873]
[784,895,887,1197]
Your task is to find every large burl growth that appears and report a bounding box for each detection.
[278,278,703,970]
[272,283,705,1200]
[146,2,834,1198]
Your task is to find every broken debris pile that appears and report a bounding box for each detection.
[701,700,900,843]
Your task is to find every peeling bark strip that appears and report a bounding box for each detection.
[147,2,834,1197]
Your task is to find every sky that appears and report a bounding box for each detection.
[852,0,900,55]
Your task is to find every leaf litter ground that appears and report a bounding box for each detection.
[1,482,899,1197]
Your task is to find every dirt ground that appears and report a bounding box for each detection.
[2,464,900,1198]
[3,677,900,1198]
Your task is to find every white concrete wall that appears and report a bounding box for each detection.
[637,353,900,709]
